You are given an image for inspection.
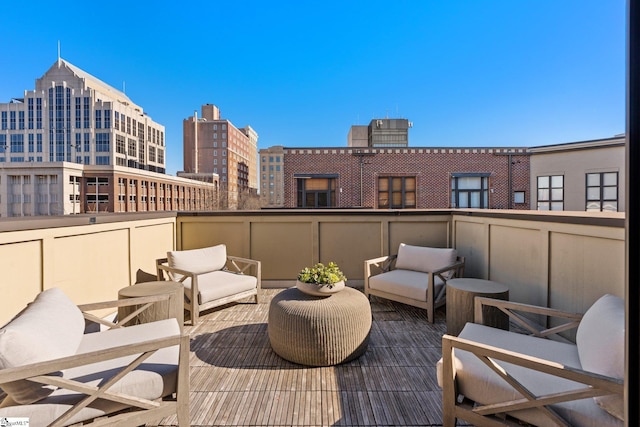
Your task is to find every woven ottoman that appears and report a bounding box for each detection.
[268,287,372,366]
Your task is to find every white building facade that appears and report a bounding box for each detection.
[0,58,166,172]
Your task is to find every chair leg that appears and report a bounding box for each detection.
[190,300,199,325]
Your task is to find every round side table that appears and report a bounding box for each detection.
[268,287,372,367]
[446,278,509,336]
[118,281,184,330]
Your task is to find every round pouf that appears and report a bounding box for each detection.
[268,287,372,366]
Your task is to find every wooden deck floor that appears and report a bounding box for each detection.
[155,288,453,427]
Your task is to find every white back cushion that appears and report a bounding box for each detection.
[0,288,85,404]
[168,244,227,274]
[576,294,625,421]
[395,243,457,274]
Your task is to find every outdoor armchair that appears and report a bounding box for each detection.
[438,294,624,427]
[0,287,189,427]
[156,243,261,325]
[364,243,465,322]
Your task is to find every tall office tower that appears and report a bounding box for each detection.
[182,104,258,209]
[0,58,166,171]
[347,118,412,148]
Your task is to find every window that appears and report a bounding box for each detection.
[296,175,337,208]
[96,156,110,165]
[10,134,24,153]
[28,98,34,129]
[586,172,618,212]
[95,110,102,129]
[83,97,90,129]
[96,133,110,152]
[451,174,489,208]
[514,191,526,204]
[537,175,564,210]
[36,98,42,129]
[378,176,417,209]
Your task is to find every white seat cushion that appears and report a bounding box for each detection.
[0,288,85,404]
[368,269,444,302]
[185,270,257,304]
[576,294,625,420]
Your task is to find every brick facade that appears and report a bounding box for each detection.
[283,147,530,209]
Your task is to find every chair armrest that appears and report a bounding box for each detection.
[473,297,583,341]
[441,333,622,423]
[0,333,185,384]
[79,294,175,330]
[432,258,466,277]
[156,263,201,282]
[226,256,261,290]
[364,255,397,276]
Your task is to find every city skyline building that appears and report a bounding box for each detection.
[259,146,284,208]
[182,104,259,209]
[0,58,166,172]
[0,58,218,216]
[347,118,412,148]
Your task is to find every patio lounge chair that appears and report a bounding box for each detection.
[0,287,189,426]
[364,243,465,322]
[156,243,261,325]
[438,294,624,427]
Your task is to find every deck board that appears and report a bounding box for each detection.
[152,288,452,426]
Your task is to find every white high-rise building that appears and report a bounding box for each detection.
[0,58,166,171]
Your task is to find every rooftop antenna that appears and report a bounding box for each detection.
[122,81,126,94]
[57,40,61,66]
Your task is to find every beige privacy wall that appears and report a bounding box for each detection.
[177,212,453,285]
[452,212,625,315]
[0,209,624,325]
[0,214,176,325]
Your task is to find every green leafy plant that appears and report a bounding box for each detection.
[297,262,347,288]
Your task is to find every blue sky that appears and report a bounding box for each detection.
[0,1,626,175]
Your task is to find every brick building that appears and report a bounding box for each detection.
[182,104,258,209]
[281,146,530,209]
[0,162,218,216]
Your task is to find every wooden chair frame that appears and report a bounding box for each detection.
[157,255,261,325]
[364,254,465,323]
[0,294,190,427]
[441,297,623,427]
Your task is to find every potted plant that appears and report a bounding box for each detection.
[296,262,347,296]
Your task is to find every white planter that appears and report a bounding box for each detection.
[296,280,345,297]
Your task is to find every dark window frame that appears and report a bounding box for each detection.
[378,176,417,209]
[586,171,619,212]
[451,173,490,209]
[537,174,564,211]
